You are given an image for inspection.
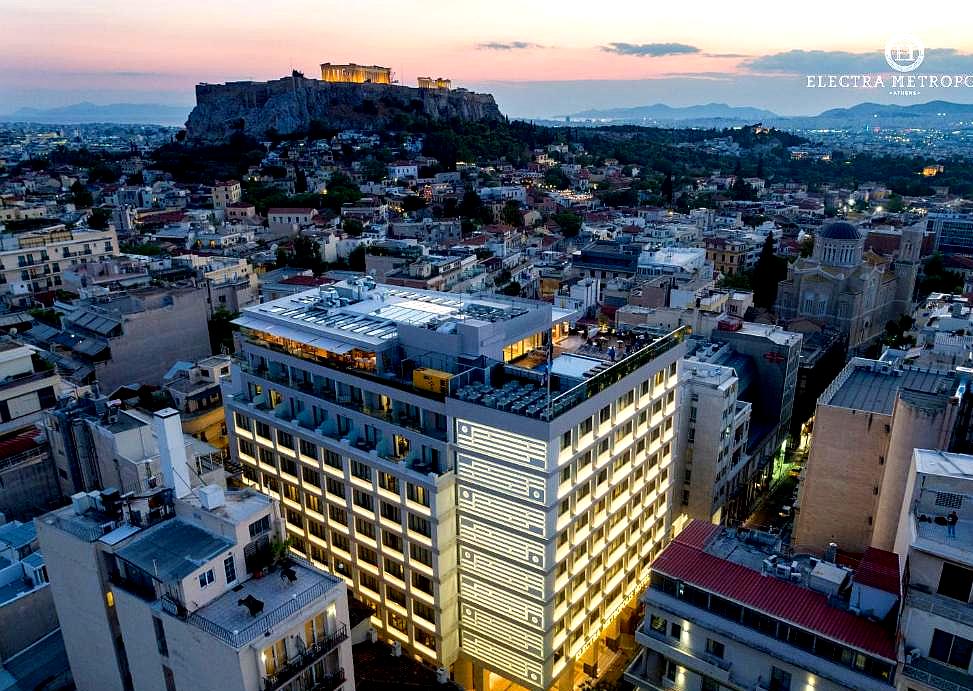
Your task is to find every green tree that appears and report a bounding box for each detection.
[208,308,239,354]
[70,180,93,208]
[552,210,582,238]
[402,195,427,213]
[500,281,522,296]
[751,232,786,309]
[501,200,522,227]
[342,218,364,236]
[661,171,674,206]
[544,167,571,190]
[347,244,366,271]
[88,207,111,230]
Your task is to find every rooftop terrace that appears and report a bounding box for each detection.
[162,559,343,649]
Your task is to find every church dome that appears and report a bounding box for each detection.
[818,221,861,241]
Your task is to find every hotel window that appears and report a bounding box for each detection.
[283,483,299,502]
[599,406,611,424]
[578,450,592,471]
[277,430,293,449]
[358,545,378,566]
[705,638,725,659]
[360,571,380,592]
[255,421,271,439]
[408,513,431,537]
[259,447,275,466]
[299,439,317,459]
[412,571,434,595]
[326,477,345,498]
[352,460,372,481]
[309,521,326,540]
[281,456,298,477]
[239,439,255,458]
[306,494,321,515]
[355,517,376,539]
[353,490,373,512]
[386,586,407,608]
[382,530,403,552]
[324,450,343,470]
[302,466,320,487]
[407,483,429,506]
[328,505,348,525]
[410,543,433,567]
[414,600,436,623]
[332,531,350,552]
[579,417,593,437]
[234,412,250,429]
[163,665,177,691]
[384,557,404,581]
[381,501,402,523]
[561,431,572,451]
[379,472,399,494]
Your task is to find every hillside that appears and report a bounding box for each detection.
[185,72,504,142]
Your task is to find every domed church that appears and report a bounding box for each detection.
[775,221,922,348]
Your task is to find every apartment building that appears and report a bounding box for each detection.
[212,179,242,210]
[678,325,801,523]
[626,520,900,691]
[674,358,751,525]
[894,448,973,691]
[36,408,355,691]
[0,224,119,307]
[794,358,961,555]
[44,397,226,498]
[0,341,61,436]
[0,519,58,664]
[223,277,689,690]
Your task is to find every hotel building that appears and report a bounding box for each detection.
[223,277,689,689]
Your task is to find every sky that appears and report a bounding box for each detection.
[3,0,973,119]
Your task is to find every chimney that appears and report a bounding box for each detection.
[154,408,191,499]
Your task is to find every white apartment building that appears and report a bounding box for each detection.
[674,358,751,526]
[627,521,900,691]
[37,408,355,691]
[894,448,973,691]
[0,224,119,307]
[223,277,689,690]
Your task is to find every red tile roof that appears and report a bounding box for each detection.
[652,520,896,660]
[854,547,901,596]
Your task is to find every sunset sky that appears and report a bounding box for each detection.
[4,0,973,117]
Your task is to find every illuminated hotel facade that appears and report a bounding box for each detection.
[223,277,688,689]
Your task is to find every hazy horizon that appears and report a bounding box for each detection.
[4,0,973,120]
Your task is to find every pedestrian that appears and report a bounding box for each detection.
[948,511,959,538]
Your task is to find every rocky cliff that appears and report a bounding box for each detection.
[185,73,504,142]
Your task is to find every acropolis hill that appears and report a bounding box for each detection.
[184,71,504,142]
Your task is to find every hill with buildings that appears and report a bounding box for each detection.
[184,72,504,142]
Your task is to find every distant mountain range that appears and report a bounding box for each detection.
[569,102,778,123]
[563,100,973,130]
[0,102,190,126]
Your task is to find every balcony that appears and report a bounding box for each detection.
[907,587,973,628]
[901,656,973,691]
[635,624,735,683]
[263,631,347,691]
